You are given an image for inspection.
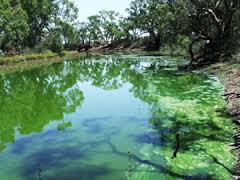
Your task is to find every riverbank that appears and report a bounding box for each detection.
[0,48,186,75]
[0,51,79,74]
[0,51,91,75]
[203,53,240,179]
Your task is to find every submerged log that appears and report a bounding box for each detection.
[172,133,180,159]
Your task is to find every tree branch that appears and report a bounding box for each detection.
[215,0,221,8]
[207,8,223,33]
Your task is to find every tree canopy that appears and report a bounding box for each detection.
[0,0,239,66]
[0,0,78,52]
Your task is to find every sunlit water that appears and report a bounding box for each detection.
[0,54,236,180]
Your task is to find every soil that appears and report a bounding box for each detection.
[203,55,240,179]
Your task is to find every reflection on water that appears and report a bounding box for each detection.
[0,55,235,180]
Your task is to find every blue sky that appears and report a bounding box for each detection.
[72,0,131,21]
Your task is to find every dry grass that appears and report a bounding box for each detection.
[0,51,87,75]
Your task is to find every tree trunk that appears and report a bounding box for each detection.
[146,32,161,51]
[187,0,239,67]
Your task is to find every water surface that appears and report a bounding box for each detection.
[0,54,235,180]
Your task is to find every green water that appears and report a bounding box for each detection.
[0,54,236,180]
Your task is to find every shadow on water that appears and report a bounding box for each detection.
[22,129,217,180]
[106,139,186,179]
[45,165,112,180]
[171,133,180,159]
[21,139,109,179]
[0,56,221,150]
[22,138,224,180]
[105,133,218,180]
[134,114,232,152]
[209,154,234,175]
[81,117,112,133]
[0,55,235,179]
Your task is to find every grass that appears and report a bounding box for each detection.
[0,51,91,75]
[0,51,56,65]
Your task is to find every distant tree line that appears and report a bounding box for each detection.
[0,0,239,66]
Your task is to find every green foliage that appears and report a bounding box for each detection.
[0,0,239,63]
[126,0,176,50]
[19,0,78,47]
[84,10,124,45]
[176,0,240,65]
[44,31,64,54]
[0,0,79,52]
[59,21,78,45]
[77,22,90,44]
[20,0,56,47]
[97,10,123,44]
[57,122,72,131]
[0,1,29,51]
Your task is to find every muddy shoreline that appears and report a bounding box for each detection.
[222,70,240,180]
[204,58,240,179]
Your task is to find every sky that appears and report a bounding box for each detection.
[72,0,131,21]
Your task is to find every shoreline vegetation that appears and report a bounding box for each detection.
[0,49,135,74]
[0,51,85,74]
[1,0,238,69]
[0,45,187,75]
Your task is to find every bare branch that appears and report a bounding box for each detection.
[208,8,221,23]
[207,8,223,33]
[215,0,221,8]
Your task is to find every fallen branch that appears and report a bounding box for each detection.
[222,92,240,97]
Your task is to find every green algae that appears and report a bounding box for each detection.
[0,55,236,180]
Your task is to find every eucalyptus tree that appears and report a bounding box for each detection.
[19,0,57,47]
[0,0,29,51]
[87,15,102,45]
[97,10,123,45]
[19,0,78,48]
[119,17,140,42]
[77,22,90,45]
[184,0,240,65]
[127,0,176,50]
[58,21,79,47]
[85,10,123,45]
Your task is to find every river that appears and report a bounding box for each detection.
[0,54,235,179]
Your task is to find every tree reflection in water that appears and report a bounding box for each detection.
[0,55,235,179]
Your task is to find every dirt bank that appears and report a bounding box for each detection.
[204,54,240,179]
[0,51,104,75]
